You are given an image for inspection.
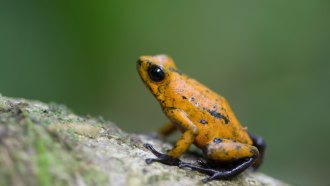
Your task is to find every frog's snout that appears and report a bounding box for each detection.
[137,56,151,67]
[137,59,143,66]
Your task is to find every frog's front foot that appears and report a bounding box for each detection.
[144,143,182,166]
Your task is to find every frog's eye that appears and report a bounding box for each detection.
[148,65,165,82]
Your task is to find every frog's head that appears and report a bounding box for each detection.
[137,55,179,99]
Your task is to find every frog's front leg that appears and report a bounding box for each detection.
[158,121,177,138]
[179,138,259,183]
[144,108,197,166]
[148,122,177,139]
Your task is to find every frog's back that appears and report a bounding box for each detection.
[163,75,252,148]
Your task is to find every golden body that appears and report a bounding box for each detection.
[137,55,258,164]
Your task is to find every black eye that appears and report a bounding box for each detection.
[148,65,165,82]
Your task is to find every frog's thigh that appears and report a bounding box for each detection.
[164,108,198,158]
[204,138,259,162]
[158,122,177,137]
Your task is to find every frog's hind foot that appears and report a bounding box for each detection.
[178,159,210,169]
[197,159,209,167]
[248,132,266,170]
[144,143,182,166]
[179,156,256,183]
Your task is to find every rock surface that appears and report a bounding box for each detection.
[0,95,289,186]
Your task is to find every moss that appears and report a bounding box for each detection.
[0,95,289,186]
[0,96,107,186]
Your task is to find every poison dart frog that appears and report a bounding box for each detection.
[137,55,265,183]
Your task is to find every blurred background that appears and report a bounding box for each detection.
[1,1,329,185]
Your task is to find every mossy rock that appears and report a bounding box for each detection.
[0,95,289,186]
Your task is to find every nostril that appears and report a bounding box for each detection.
[137,59,143,66]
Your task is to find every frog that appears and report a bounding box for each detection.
[137,55,265,183]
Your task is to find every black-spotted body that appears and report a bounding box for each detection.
[137,55,265,183]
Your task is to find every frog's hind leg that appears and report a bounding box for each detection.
[148,122,177,140]
[248,132,266,170]
[179,138,259,183]
[179,156,256,183]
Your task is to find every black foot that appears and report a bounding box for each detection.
[144,143,182,166]
[179,156,256,183]
[197,159,209,167]
[248,132,266,170]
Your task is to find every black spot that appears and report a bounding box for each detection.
[157,85,165,93]
[199,119,208,124]
[182,96,187,100]
[207,109,229,124]
[190,97,195,102]
[213,138,222,144]
[146,61,152,66]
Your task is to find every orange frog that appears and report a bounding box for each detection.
[137,55,265,183]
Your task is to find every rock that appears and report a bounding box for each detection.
[0,95,289,186]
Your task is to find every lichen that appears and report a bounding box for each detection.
[48,123,101,139]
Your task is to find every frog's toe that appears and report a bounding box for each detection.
[144,143,163,157]
[145,158,156,164]
[145,155,181,166]
[178,162,192,168]
[202,175,216,183]
[157,156,181,166]
[144,143,182,166]
[202,177,212,183]
[203,171,236,183]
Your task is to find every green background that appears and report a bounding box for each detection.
[1,1,329,185]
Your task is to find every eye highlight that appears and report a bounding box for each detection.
[148,65,165,82]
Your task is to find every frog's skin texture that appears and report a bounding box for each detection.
[137,55,266,183]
